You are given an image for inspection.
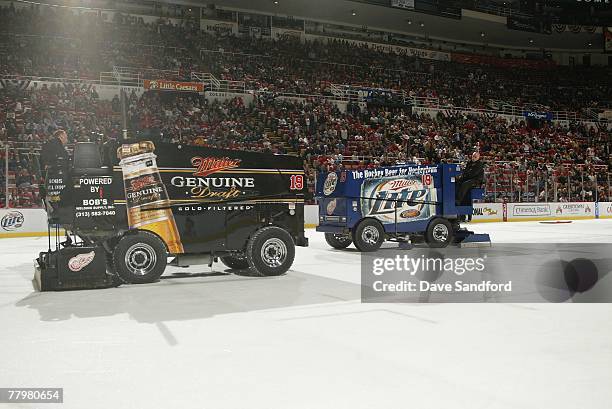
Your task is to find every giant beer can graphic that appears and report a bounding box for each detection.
[360,175,435,224]
[118,141,184,253]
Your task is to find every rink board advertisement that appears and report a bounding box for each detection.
[0,209,49,237]
[507,202,595,221]
[316,165,438,229]
[471,203,503,222]
[597,202,612,219]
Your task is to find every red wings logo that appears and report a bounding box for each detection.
[191,156,241,177]
[68,251,96,272]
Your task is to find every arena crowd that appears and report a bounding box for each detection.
[0,3,610,207]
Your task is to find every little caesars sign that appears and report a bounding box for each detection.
[144,80,204,92]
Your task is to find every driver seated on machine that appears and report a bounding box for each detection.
[455,151,485,210]
[40,129,69,171]
[39,129,73,246]
[39,129,70,208]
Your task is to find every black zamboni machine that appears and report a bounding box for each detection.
[35,140,308,291]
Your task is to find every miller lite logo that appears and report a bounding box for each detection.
[68,251,95,272]
[192,156,241,177]
[1,211,24,231]
[361,177,432,224]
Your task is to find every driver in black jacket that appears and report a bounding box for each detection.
[456,151,485,206]
[40,129,69,171]
[39,129,69,209]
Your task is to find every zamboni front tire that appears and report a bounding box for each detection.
[220,253,250,270]
[425,218,453,248]
[324,233,353,249]
[112,231,168,284]
[246,226,295,276]
[352,219,385,252]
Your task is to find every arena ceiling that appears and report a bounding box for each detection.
[176,0,603,51]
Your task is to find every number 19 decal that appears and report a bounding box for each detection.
[290,175,304,190]
[421,174,432,186]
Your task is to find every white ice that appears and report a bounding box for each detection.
[0,219,611,409]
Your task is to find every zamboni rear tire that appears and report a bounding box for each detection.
[352,219,385,252]
[112,231,168,284]
[220,253,250,270]
[246,226,295,276]
[324,233,353,249]
[425,218,453,248]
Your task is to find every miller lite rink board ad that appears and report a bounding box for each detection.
[318,165,438,225]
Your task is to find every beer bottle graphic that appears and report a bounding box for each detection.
[118,141,184,253]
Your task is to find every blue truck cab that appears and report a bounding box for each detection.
[315,163,490,251]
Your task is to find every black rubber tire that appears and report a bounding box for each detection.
[352,219,385,252]
[246,226,295,276]
[324,233,353,249]
[220,253,250,270]
[425,218,453,248]
[112,231,167,284]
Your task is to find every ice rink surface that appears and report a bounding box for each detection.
[1,220,611,409]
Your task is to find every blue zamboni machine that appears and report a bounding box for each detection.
[315,164,491,251]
